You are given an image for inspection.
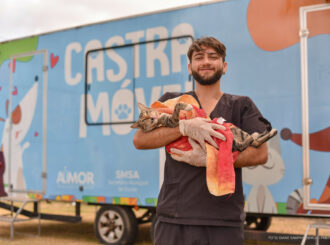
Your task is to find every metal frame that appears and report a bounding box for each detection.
[84,35,194,126]
[301,223,330,245]
[8,50,48,194]
[0,196,40,240]
[299,3,330,211]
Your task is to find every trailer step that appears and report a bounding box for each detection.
[0,215,36,223]
[301,223,330,245]
[0,199,82,223]
[0,196,41,240]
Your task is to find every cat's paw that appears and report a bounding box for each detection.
[270,129,278,137]
[115,104,132,120]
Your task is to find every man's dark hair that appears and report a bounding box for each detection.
[187,37,226,63]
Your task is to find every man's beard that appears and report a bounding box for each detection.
[192,67,223,86]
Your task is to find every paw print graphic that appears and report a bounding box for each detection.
[115,104,132,120]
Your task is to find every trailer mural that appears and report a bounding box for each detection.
[0,0,329,218]
[243,0,330,215]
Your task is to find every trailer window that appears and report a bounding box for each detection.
[84,35,194,126]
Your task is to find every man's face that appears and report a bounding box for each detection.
[188,46,227,86]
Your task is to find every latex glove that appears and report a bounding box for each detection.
[179,117,226,150]
[170,138,207,167]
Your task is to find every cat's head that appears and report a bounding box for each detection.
[131,103,161,132]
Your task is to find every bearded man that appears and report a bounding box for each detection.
[133,37,268,245]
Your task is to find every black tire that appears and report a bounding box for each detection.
[244,215,272,231]
[94,205,138,245]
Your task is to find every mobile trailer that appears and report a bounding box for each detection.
[0,0,329,244]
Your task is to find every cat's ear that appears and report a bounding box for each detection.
[131,121,140,129]
[137,102,148,111]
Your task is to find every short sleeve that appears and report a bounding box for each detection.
[240,97,266,134]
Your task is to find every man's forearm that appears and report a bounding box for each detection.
[234,143,268,168]
[133,127,182,149]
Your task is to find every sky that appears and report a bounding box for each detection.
[0,0,214,43]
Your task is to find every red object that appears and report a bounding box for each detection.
[165,106,206,153]
[281,127,330,152]
[50,53,59,68]
[0,151,8,196]
[206,138,236,195]
[165,113,237,196]
[247,0,330,51]
[213,120,236,195]
[12,86,18,95]
[9,59,16,73]
[311,177,330,215]
[154,95,236,196]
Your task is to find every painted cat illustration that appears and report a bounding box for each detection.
[243,134,285,213]
[131,102,278,152]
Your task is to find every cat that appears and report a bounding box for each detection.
[131,102,277,152]
[131,102,193,132]
[230,117,278,152]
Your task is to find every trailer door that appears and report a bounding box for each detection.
[5,50,48,195]
[299,3,330,212]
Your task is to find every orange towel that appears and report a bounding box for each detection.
[206,119,237,196]
[152,95,237,196]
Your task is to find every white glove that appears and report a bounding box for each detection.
[170,138,207,167]
[179,117,226,150]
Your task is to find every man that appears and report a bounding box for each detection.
[0,147,7,196]
[133,37,268,245]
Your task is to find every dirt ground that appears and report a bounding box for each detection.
[0,201,329,245]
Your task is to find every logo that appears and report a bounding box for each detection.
[56,167,94,185]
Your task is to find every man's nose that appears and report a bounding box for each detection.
[201,56,211,64]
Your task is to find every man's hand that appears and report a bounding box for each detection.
[179,117,226,150]
[170,138,207,167]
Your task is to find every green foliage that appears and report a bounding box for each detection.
[0,37,38,67]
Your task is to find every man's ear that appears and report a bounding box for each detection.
[223,62,228,74]
[130,121,140,129]
[188,63,192,75]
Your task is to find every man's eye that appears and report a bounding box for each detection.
[193,55,203,60]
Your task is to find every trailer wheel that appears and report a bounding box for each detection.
[94,205,137,245]
[244,215,272,231]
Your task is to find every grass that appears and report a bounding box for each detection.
[0,201,151,245]
[0,201,329,244]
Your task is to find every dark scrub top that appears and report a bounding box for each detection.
[156,91,266,226]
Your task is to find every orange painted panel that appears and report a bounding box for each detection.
[247,0,330,51]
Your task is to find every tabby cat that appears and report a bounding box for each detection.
[131,102,277,152]
[131,102,192,132]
